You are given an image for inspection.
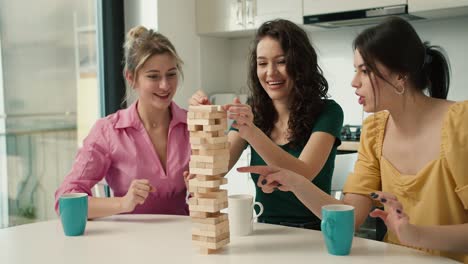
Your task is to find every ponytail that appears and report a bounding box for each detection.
[423,43,451,99]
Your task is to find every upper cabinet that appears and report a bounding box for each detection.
[196,0,302,37]
[253,0,302,27]
[409,0,468,18]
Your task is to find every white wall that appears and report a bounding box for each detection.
[124,0,158,32]
[226,16,468,125]
[157,0,201,108]
[124,0,200,109]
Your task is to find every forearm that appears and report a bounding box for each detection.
[88,197,126,219]
[292,178,344,219]
[293,182,372,229]
[400,223,468,253]
[246,128,319,180]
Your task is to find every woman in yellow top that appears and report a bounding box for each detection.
[238,16,468,263]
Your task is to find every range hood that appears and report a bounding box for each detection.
[303,0,423,28]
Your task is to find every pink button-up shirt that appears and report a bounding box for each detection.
[55,101,190,215]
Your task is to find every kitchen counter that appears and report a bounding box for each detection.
[338,141,359,152]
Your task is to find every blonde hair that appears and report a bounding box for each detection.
[123,26,183,103]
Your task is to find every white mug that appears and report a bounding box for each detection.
[228,194,264,236]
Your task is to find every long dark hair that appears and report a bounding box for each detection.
[248,19,329,149]
[353,16,450,99]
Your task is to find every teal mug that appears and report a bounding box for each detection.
[321,204,355,256]
[59,193,88,236]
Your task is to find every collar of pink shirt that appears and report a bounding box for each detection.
[113,100,187,130]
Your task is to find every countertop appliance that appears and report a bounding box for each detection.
[341,125,361,141]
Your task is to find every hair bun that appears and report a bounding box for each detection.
[127,26,148,41]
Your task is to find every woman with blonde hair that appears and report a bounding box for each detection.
[55,26,192,219]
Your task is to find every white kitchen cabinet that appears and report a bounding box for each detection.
[196,0,245,35]
[253,0,303,28]
[196,0,302,36]
[409,0,468,18]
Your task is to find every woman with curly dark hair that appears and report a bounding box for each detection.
[189,19,343,230]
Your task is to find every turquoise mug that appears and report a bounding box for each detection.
[59,193,88,236]
[321,204,355,256]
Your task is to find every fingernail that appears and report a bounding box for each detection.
[261,179,267,185]
[396,209,402,214]
[380,198,387,203]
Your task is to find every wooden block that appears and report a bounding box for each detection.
[191,213,228,225]
[193,237,230,250]
[192,228,230,239]
[190,131,219,138]
[189,185,220,194]
[194,112,227,119]
[193,189,227,199]
[189,167,228,176]
[190,136,228,145]
[187,119,216,126]
[188,124,203,131]
[203,124,226,132]
[189,137,205,145]
[193,220,229,232]
[202,161,229,169]
[192,231,230,243]
[190,154,229,163]
[188,112,195,118]
[195,174,225,181]
[188,105,222,113]
[198,148,229,156]
[189,161,206,169]
[214,119,227,125]
[189,177,228,188]
[189,201,228,213]
[188,196,227,206]
[190,211,218,218]
[191,142,227,150]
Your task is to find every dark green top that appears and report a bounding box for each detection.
[231,99,344,224]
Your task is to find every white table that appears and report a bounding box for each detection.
[0,215,457,264]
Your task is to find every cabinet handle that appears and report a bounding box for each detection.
[236,0,244,26]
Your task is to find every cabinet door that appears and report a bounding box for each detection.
[408,0,468,18]
[252,0,303,28]
[196,0,245,35]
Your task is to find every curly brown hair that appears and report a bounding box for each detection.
[248,19,329,149]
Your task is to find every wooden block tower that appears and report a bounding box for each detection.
[187,105,230,254]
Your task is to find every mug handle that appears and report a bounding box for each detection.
[321,218,335,243]
[253,202,264,219]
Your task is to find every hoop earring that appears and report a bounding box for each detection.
[394,86,405,95]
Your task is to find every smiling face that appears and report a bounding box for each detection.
[128,53,178,111]
[256,36,293,102]
[351,49,401,113]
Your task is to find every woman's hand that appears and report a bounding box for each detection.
[369,191,415,245]
[183,171,196,191]
[237,165,307,193]
[120,179,155,213]
[225,98,258,140]
[188,90,211,106]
